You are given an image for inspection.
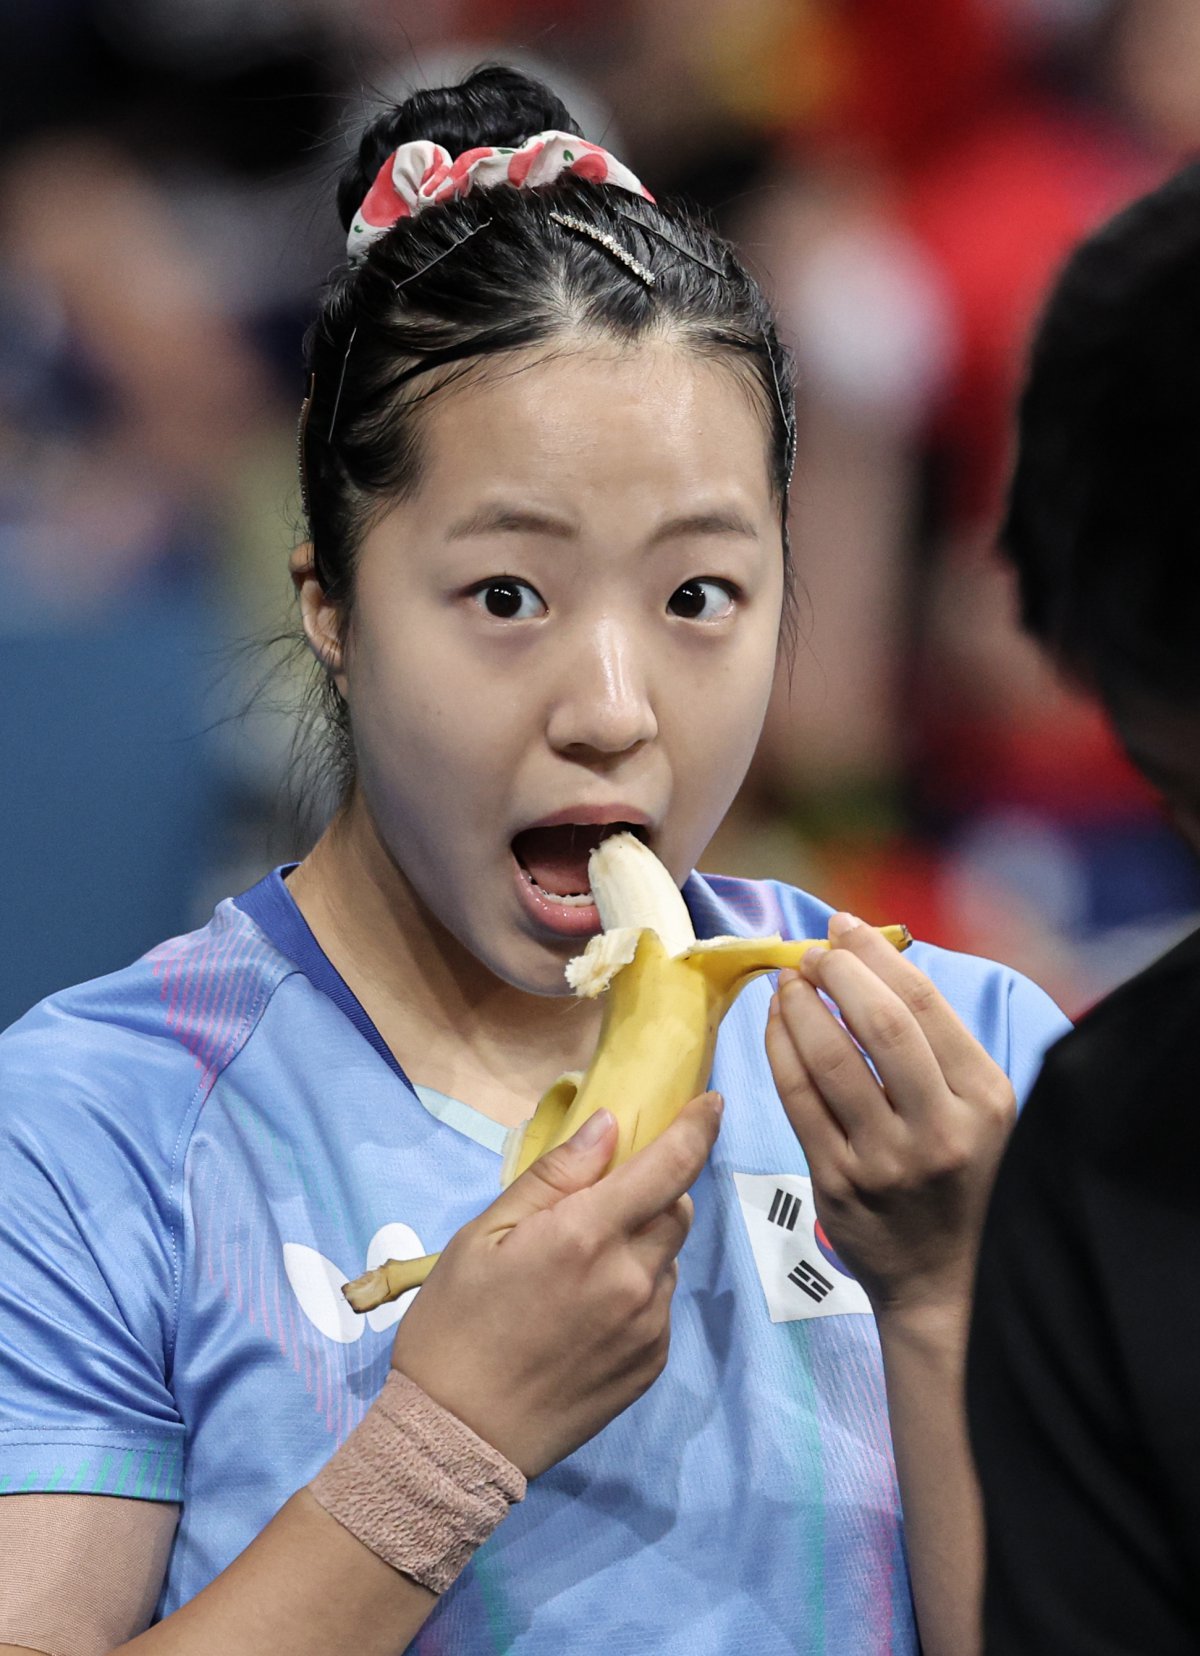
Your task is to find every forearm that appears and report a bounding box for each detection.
[119,1369,526,1656]
[119,1489,438,1656]
[115,1490,436,1656]
[877,1301,982,1656]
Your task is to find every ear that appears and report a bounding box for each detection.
[290,543,347,690]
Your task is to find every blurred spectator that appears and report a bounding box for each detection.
[0,30,333,1022]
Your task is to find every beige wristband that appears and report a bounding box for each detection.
[309,1369,527,1594]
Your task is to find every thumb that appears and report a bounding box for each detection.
[486,1109,619,1229]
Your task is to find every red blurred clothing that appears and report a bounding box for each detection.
[903,100,1165,825]
[905,100,1164,524]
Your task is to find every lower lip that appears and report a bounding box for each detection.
[511,854,602,938]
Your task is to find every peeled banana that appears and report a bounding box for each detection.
[344,833,909,1312]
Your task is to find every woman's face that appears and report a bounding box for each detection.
[326,337,785,994]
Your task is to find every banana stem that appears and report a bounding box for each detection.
[343,1252,440,1312]
[689,922,912,997]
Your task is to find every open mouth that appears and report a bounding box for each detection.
[511,821,649,905]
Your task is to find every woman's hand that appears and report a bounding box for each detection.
[766,912,1015,1656]
[389,1092,722,1478]
[765,914,1015,1317]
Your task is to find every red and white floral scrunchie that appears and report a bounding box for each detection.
[346,130,653,263]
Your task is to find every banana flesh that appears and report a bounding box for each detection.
[343,833,910,1312]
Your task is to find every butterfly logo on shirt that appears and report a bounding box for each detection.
[282,1223,426,1343]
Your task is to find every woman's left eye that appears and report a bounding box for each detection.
[469,578,547,620]
[667,579,737,621]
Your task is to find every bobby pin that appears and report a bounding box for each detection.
[327,324,358,444]
[326,220,497,445]
[611,208,730,278]
[392,217,493,295]
[767,343,798,489]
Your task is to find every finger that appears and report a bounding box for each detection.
[592,1091,723,1237]
[765,989,850,1168]
[483,1108,619,1232]
[628,1193,693,1271]
[817,914,1000,1098]
[799,947,948,1123]
[773,973,897,1147]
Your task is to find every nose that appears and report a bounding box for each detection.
[545,616,658,760]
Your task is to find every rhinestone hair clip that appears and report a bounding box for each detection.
[549,210,656,287]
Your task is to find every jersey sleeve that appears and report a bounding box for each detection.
[997,961,1072,1107]
[0,1020,187,1505]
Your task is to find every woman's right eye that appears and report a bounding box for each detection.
[469,578,547,620]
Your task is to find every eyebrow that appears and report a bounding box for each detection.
[447,505,578,540]
[445,504,760,544]
[649,511,760,545]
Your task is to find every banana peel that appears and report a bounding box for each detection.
[344,833,909,1313]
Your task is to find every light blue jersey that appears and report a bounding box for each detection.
[0,868,1067,1652]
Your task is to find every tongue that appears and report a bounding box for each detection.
[513,825,614,897]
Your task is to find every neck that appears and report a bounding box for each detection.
[286,797,604,1127]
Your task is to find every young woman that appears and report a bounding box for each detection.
[0,67,1066,1656]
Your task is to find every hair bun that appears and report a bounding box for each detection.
[337,65,583,234]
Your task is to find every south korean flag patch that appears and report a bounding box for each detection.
[733,1172,872,1323]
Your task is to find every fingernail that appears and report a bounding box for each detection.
[828,911,862,938]
[777,967,801,986]
[709,1092,725,1119]
[800,948,822,979]
[571,1108,614,1151]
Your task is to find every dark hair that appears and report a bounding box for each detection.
[1001,159,1200,711]
[298,65,797,790]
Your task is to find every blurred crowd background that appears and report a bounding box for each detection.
[4,0,1199,1031]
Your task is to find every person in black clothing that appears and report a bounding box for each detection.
[967,159,1200,1652]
